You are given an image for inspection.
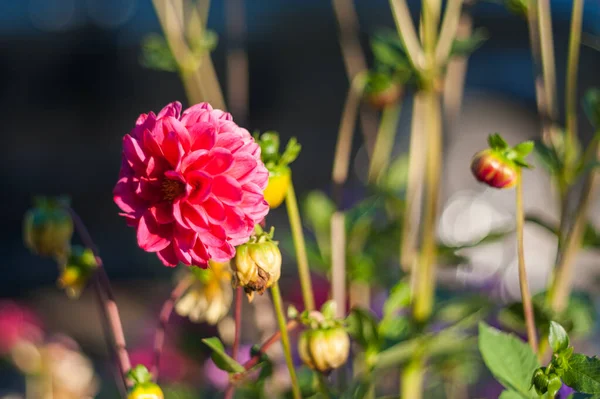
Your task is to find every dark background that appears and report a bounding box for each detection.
[1,0,599,294]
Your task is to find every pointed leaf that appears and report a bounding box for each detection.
[533,139,562,175]
[346,308,380,350]
[549,321,570,353]
[563,354,600,394]
[478,323,540,396]
[488,133,509,150]
[450,28,489,57]
[383,281,411,318]
[513,141,535,156]
[584,88,600,128]
[202,337,245,373]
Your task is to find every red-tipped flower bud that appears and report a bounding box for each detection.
[470,149,518,189]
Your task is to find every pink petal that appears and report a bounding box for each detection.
[241,182,265,206]
[136,211,171,252]
[191,241,210,266]
[173,225,197,265]
[157,102,182,119]
[145,156,169,179]
[131,112,156,140]
[143,127,164,158]
[223,207,245,235]
[198,224,227,247]
[213,175,243,205]
[134,177,162,202]
[172,200,190,229]
[207,242,235,263]
[113,177,145,214]
[157,244,179,267]
[181,150,209,173]
[188,123,217,151]
[181,201,209,230]
[162,131,185,168]
[204,148,233,176]
[149,203,174,224]
[161,116,191,152]
[123,135,146,174]
[215,132,245,153]
[228,154,257,182]
[186,171,212,204]
[202,197,226,223]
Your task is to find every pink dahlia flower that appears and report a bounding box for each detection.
[114,102,269,267]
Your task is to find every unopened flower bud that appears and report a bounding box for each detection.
[470,149,518,189]
[531,367,549,395]
[298,326,350,373]
[23,197,73,259]
[58,246,99,299]
[547,373,562,398]
[232,235,281,301]
[264,167,291,209]
[128,383,164,399]
[365,73,403,110]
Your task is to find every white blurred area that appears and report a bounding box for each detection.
[355,91,600,302]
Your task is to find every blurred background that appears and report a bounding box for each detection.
[1,0,600,397]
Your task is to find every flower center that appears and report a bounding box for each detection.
[161,178,185,202]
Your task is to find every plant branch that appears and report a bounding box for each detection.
[224,286,243,399]
[435,0,464,64]
[389,0,426,70]
[286,182,316,311]
[271,283,302,399]
[367,103,403,184]
[515,170,538,352]
[152,274,195,379]
[565,0,585,140]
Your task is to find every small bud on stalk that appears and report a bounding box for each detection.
[531,367,549,395]
[255,131,301,209]
[127,365,164,399]
[58,246,99,298]
[23,196,73,260]
[296,301,350,373]
[470,133,534,189]
[365,72,404,110]
[231,227,282,301]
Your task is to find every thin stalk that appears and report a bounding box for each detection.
[549,159,599,312]
[152,274,195,379]
[367,103,403,183]
[537,0,558,121]
[565,0,585,140]
[435,0,465,64]
[226,0,248,124]
[388,0,426,69]
[67,207,131,390]
[286,182,316,311]
[271,283,302,399]
[224,287,243,399]
[516,170,538,351]
[332,0,379,155]
[401,94,426,273]
[401,356,424,399]
[412,90,442,322]
[331,211,347,319]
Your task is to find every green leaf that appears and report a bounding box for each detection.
[320,300,337,320]
[562,354,600,394]
[450,28,489,57]
[339,379,372,399]
[513,141,535,157]
[488,133,510,150]
[583,88,600,128]
[302,191,336,235]
[140,34,178,72]
[201,337,245,373]
[378,317,409,340]
[383,281,411,318]
[533,139,562,175]
[478,323,540,396]
[549,321,570,352]
[280,137,301,167]
[371,40,407,68]
[498,390,528,399]
[127,364,152,385]
[346,308,380,351]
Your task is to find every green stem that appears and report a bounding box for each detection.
[367,103,402,184]
[286,182,315,312]
[401,356,424,399]
[516,170,538,352]
[271,282,302,399]
[537,0,557,121]
[413,89,442,322]
[565,0,584,140]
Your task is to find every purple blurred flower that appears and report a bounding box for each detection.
[557,384,574,398]
[204,344,253,390]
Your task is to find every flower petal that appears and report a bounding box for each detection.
[228,154,257,182]
[157,101,182,119]
[186,171,212,204]
[204,148,233,176]
[207,242,235,263]
[149,202,174,224]
[123,135,146,174]
[202,197,226,223]
[160,116,191,152]
[173,225,196,265]
[137,211,171,252]
[188,123,217,151]
[113,177,145,214]
[157,244,179,267]
[213,175,243,205]
[181,201,209,230]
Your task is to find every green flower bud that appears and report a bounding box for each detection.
[257,132,280,164]
[547,374,562,398]
[58,246,99,298]
[232,232,281,301]
[365,72,403,109]
[531,367,549,395]
[23,197,73,259]
[298,326,350,373]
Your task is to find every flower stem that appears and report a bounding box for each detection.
[152,274,195,379]
[515,170,538,352]
[537,0,558,122]
[224,286,244,399]
[565,0,584,140]
[286,182,315,311]
[271,282,302,399]
[67,207,132,392]
[367,103,402,184]
[401,355,424,399]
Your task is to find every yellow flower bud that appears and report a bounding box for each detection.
[128,383,164,399]
[232,235,282,301]
[57,246,99,299]
[298,326,350,373]
[264,168,291,209]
